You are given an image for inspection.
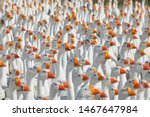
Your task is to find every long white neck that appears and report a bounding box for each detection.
[37,79,46,98]
[25,73,37,100]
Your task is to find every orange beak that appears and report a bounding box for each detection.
[128,87,136,96]
[7,12,12,18]
[55,16,59,22]
[57,38,62,44]
[63,82,70,88]
[104,54,111,60]
[52,50,57,54]
[42,97,48,100]
[65,43,71,51]
[106,23,112,30]
[90,84,100,95]
[97,72,106,80]
[146,41,150,47]
[84,60,91,65]
[15,70,20,76]
[47,71,55,79]
[110,40,116,46]
[21,27,26,31]
[99,91,107,98]
[140,50,146,56]
[0,46,3,51]
[45,63,51,69]
[102,46,108,50]
[82,74,89,81]
[46,42,50,47]
[143,82,150,88]
[110,77,118,84]
[17,43,22,49]
[70,43,75,49]
[14,53,19,58]
[143,64,150,70]
[131,44,137,49]
[28,30,33,35]
[97,19,101,25]
[23,84,31,91]
[126,42,131,48]
[74,58,81,67]
[132,79,142,89]
[17,37,22,42]
[147,28,150,36]
[90,39,97,45]
[80,41,85,45]
[6,55,11,59]
[117,21,121,26]
[114,89,119,95]
[124,59,129,64]
[0,60,6,67]
[132,28,137,35]
[37,66,41,73]
[120,68,127,74]
[8,41,14,47]
[15,77,22,86]
[66,25,70,31]
[35,54,41,59]
[32,47,38,51]
[130,59,135,65]
[52,58,57,63]
[47,36,51,41]
[59,84,66,91]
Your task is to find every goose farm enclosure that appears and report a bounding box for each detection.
[0,0,150,100]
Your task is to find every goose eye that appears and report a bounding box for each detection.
[54,83,57,86]
[129,80,132,83]
[112,88,114,91]
[84,88,87,91]
[123,89,126,91]
[94,74,96,76]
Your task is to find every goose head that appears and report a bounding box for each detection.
[139,40,150,49]
[79,58,91,66]
[119,87,136,99]
[125,79,142,89]
[109,87,120,96]
[90,84,107,100]
[92,72,106,82]
[17,83,31,92]
[77,84,93,100]
[140,80,150,88]
[39,69,55,80]
[111,66,127,76]
[104,77,118,86]
[50,80,70,92]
